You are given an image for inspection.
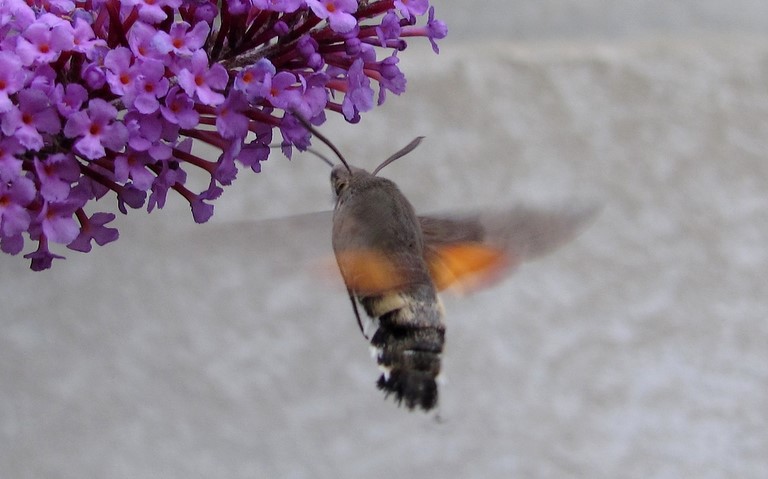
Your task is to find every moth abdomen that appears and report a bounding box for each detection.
[360,288,445,411]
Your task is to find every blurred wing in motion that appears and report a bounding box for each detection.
[420,203,599,293]
[425,243,511,293]
[311,203,599,296]
[218,203,598,298]
[332,249,409,296]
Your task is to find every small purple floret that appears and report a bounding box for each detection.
[306,0,358,33]
[68,212,119,252]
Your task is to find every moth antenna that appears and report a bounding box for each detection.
[269,144,335,168]
[292,113,352,173]
[306,148,335,168]
[372,136,425,176]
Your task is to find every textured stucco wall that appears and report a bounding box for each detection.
[2,3,768,478]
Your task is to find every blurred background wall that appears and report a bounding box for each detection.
[2,2,768,478]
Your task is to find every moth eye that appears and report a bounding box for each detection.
[331,170,346,196]
[333,178,347,196]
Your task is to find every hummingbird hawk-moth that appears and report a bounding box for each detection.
[297,118,596,412]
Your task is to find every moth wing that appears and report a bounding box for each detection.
[201,210,333,267]
[425,242,514,293]
[332,249,409,295]
[420,203,598,293]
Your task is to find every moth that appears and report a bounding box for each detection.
[297,118,596,412]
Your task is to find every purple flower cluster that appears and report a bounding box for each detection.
[0,0,447,270]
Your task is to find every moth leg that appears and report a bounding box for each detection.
[347,288,368,340]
